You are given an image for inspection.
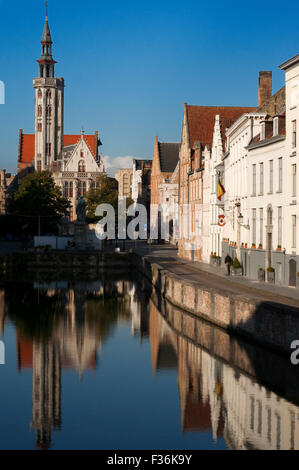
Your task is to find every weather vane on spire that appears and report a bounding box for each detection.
[45,0,48,17]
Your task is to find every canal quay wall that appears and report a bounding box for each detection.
[135,254,299,355]
[147,283,299,406]
[0,251,134,280]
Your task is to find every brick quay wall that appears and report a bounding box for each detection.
[134,254,299,355]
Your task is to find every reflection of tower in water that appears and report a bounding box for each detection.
[30,341,61,450]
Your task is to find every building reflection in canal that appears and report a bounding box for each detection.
[1,278,299,450]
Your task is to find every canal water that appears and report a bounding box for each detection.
[0,274,299,450]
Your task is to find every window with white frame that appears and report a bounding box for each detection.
[278,207,282,246]
[259,163,264,195]
[292,120,297,148]
[269,160,273,194]
[292,164,297,197]
[292,215,296,248]
[278,158,283,192]
[259,208,263,246]
[252,209,257,245]
[252,164,257,196]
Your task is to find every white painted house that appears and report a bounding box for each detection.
[279,54,299,286]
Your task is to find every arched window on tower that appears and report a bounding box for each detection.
[78,160,86,173]
[46,90,51,101]
[38,105,42,117]
[38,89,42,99]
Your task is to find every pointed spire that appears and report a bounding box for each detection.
[37,2,56,78]
[42,13,52,44]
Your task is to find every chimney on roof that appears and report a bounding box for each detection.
[258,71,272,106]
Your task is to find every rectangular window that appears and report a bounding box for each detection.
[278,207,282,246]
[259,208,263,245]
[292,164,297,197]
[292,120,297,148]
[252,164,256,196]
[37,161,41,172]
[269,160,273,194]
[259,163,264,195]
[278,158,283,192]
[252,209,257,245]
[292,215,296,248]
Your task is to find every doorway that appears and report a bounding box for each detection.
[289,259,297,287]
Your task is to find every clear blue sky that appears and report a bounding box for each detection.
[0,0,298,175]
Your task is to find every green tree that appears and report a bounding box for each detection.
[9,171,70,235]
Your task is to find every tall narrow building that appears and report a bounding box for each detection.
[33,14,64,171]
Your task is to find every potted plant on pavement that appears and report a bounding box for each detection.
[215,255,221,266]
[267,266,275,284]
[258,267,265,282]
[232,257,242,276]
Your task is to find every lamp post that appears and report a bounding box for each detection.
[235,201,244,260]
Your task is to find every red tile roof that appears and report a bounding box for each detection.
[18,131,35,164]
[17,336,96,370]
[18,131,99,166]
[186,105,255,150]
[63,134,98,158]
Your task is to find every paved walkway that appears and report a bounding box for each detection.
[137,243,299,308]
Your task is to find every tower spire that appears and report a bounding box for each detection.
[37,4,56,78]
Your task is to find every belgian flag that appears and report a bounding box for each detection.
[217,177,226,201]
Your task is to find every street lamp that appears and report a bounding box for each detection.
[235,201,243,260]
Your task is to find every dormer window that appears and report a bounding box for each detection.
[261,122,265,140]
[273,117,278,136]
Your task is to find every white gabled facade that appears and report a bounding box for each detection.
[54,134,104,220]
[246,118,286,280]
[279,55,299,285]
[222,114,266,261]
[63,137,101,173]
[210,115,226,258]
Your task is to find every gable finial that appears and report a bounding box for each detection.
[81,126,85,135]
[45,0,48,17]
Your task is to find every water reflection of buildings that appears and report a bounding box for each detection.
[5,278,299,450]
[148,300,299,450]
[15,280,137,449]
